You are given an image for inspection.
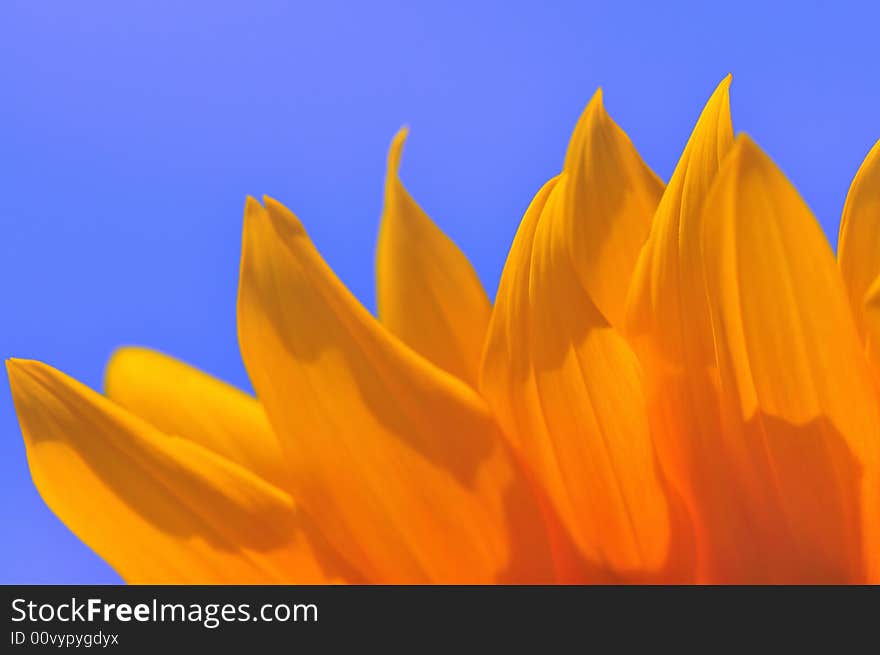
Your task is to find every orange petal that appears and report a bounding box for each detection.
[625,74,734,365]
[560,89,664,328]
[481,168,678,580]
[838,139,880,342]
[7,359,349,584]
[620,77,735,580]
[237,196,553,583]
[104,347,287,490]
[376,128,491,386]
[700,136,880,582]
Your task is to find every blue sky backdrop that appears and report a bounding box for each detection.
[2,1,879,583]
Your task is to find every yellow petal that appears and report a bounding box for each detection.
[838,139,880,341]
[618,77,734,579]
[480,170,680,581]
[700,136,880,582]
[237,196,553,583]
[560,89,664,328]
[104,347,287,490]
[7,359,349,584]
[376,128,491,386]
[625,74,734,365]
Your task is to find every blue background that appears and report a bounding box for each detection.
[1,1,878,583]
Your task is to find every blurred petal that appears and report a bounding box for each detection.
[838,139,880,341]
[104,347,287,489]
[238,196,553,583]
[700,136,880,582]
[7,359,347,584]
[560,89,664,328]
[480,169,678,580]
[376,128,491,386]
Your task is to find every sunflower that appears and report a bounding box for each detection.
[8,76,880,584]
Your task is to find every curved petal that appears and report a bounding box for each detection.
[838,139,880,341]
[560,89,664,328]
[7,359,349,584]
[700,136,880,582]
[625,74,734,364]
[104,347,287,490]
[480,168,680,581]
[620,77,735,579]
[237,196,553,583]
[376,128,491,386]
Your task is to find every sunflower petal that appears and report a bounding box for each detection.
[838,139,880,341]
[619,77,734,579]
[700,136,880,582]
[104,347,287,489]
[7,359,346,584]
[238,196,553,583]
[625,74,734,364]
[560,89,664,328]
[480,170,676,580]
[376,128,491,386]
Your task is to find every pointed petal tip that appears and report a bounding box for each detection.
[244,195,265,220]
[581,87,607,121]
[728,133,769,170]
[393,125,410,143]
[261,195,307,237]
[6,358,21,381]
[6,359,72,423]
[6,358,42,381]
[733,131,756,149]
[720,136,798,200]
[563,88,614,173]
[710,73,733,99]
[260,195,284,216]
[387,127,410,177]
